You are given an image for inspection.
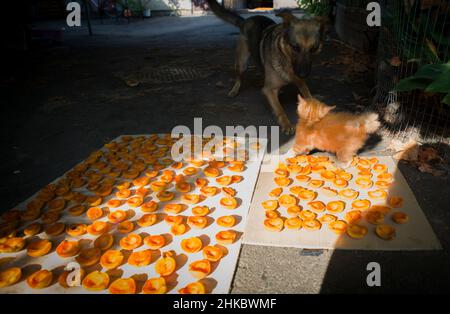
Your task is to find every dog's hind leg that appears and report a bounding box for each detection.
[228,36,250,98]
[262,85,295,135]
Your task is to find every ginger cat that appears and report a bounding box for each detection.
[294,95,381,165]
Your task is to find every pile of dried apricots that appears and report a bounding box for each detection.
[262,155,408,241]
[0,135,254,293]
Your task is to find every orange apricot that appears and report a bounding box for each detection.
[178,282,205,294]
[27,270,53,289]
[157,191,175,202]
[327,201,346,213]
[215,230,237,244]
[352,199,372,211]
[94,233,114,251]
[200,186,218,197]
[137,214,157,227]
[189,260,211,279]
[392,212,409,224]
[86,207,103,221]
[82,271,109,291]
[127,196,143,207]
[100,250,123,270]
[128,249,152,267]
[109,278,136,294]
[319,214,337,224]
[187,216,208,229]
[171,223,187,236]
[329,220,348,235]
[144,235,166,250]
[120,233,142,250]
[217,215,236,228]
[155,252,176,276]
[87,221,110,236]
[108,210,127,224]
[142,277,167,294]
[56,240,80,258]
[220,197,238,209]
[141,201,158,213]
[71,247,99,268]
[181,237,203,254]
[389,196,404,208]
[339,189,359,200]
[284,217,303,230]
[117,220,134,234]
[164,203,185,214]
[203,246,223,262]
[308,201,326,213]
[347,224,368,239]
[302,219,322,231]
[264,218,284,232]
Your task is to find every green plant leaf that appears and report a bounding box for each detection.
[414,63,449,79]
[426,69,450,93]
[395,77,431,91]
[443,94,450,106]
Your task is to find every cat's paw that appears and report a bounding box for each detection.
[293,145,310,155]
[336,160,353,169]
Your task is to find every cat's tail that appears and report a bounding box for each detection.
[360,113,381,134]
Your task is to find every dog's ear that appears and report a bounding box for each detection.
[276,11,297,26]
[313,16,329,39]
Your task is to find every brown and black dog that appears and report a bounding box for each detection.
[206,0,325,134]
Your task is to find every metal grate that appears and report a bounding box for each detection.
[371,0,450,151]
[134,66,211,83]
[115,66,212,84]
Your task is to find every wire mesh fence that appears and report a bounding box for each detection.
[372,0,450,149]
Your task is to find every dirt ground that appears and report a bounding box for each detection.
[1,14,449,293]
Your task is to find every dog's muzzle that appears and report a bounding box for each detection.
[294,54,312,78]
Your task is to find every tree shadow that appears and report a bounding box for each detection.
[319,142,449,293]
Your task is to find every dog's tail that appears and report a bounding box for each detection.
[360,112,381,134]
[206,0,244,28]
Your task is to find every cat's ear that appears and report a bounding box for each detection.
[297,95,307,106]
[319,105,336,118]
[297,95,307,116]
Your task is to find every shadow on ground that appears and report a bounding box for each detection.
[320,143,450,294]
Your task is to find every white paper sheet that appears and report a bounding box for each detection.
[0,135,267,294]
[243,154,441,251]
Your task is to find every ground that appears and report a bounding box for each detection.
[2,14,450,293]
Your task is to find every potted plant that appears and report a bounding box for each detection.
[120,0,151,17]
[140,0,152,17]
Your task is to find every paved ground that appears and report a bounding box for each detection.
[1,15,449,293]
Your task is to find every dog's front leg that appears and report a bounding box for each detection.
[262,86,295,135]
[292,77,312,99]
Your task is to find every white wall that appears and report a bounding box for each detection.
[274,0,299,9]
[148,0,300,12]
[149,0,192,11]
